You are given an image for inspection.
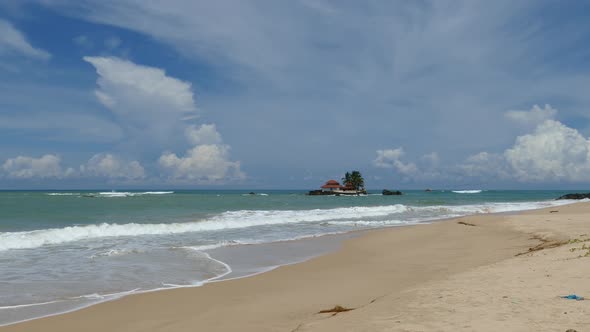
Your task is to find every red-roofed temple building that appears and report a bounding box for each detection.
[320,179,341,192]
[310,179,362,196]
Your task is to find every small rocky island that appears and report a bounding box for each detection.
[556,193,590,200]
[308,171,367,196]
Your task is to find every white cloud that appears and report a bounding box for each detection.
[1,153,146,181]
[372,109,590,184]
[505,104,557,127]
[81,153,145,180]
[83,56,198,150]
[163,121,244,183]
[374,148,418,175]
[84,56,244,183]
[159,144,244,183]
[2,154,64,179]
[185,124,222,145]
[84,56,196,115]
[159,111,241,185]
[461,105,590,183]
[0,19,51,60]
[504,120,590,182]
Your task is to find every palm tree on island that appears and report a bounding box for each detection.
[342,171,365,192]
[309,170,367,195]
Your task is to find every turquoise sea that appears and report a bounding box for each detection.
[0,189,578,325]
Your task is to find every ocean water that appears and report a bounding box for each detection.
[0,189,577,325]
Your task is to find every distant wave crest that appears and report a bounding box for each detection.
[452,190,482,194]
[98,191,174,197]
[46,191,174,197]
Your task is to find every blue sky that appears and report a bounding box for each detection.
[1,1,590,189]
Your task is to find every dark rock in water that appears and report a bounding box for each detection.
[308,190,333,196]
[556,193,590,200]
[248,192,256,195]
[425,188,433,192]
[382,189,402,196]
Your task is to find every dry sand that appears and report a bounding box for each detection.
[2,202,589,332]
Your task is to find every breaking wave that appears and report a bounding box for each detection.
[0,200,571,251]
[452,190,482,194]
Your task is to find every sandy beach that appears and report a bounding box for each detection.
[3,202,589,332]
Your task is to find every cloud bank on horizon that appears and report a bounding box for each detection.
[1,1,590,188]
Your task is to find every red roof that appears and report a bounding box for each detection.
[341,182,355,190]
[321,179,341,189]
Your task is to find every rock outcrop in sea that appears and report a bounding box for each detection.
[556,193,590,200]
[382,189,403,196]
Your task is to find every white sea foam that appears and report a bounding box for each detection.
[46,193,78,196]
[452,190,483,194]
[0,200,573,251]
[98,191,174,197]
[331,219,413,226]
[89,248,143,259]
[0,300,62,310]
[71,288,141,301]
[186,240,247,251]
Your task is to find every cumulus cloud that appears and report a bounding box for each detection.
[83,56,197,149]
[504,120,590,182]
[375,106,590,184]
[1,153,145,181]
[505,104,557,127]
[81,153,145,180]
[185,124,222,145]
[159,144,244,183]
[84,56,244,183]
[373,149,448,183]
[461,105,590,182]
[84,56,196,114]
[2,154,66,179]
[159,116,244,184]
[0,19,51,60]
[374,148,418,175]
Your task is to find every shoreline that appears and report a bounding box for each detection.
[3,201,588,331]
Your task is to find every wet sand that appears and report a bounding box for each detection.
[3,202,589,331]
